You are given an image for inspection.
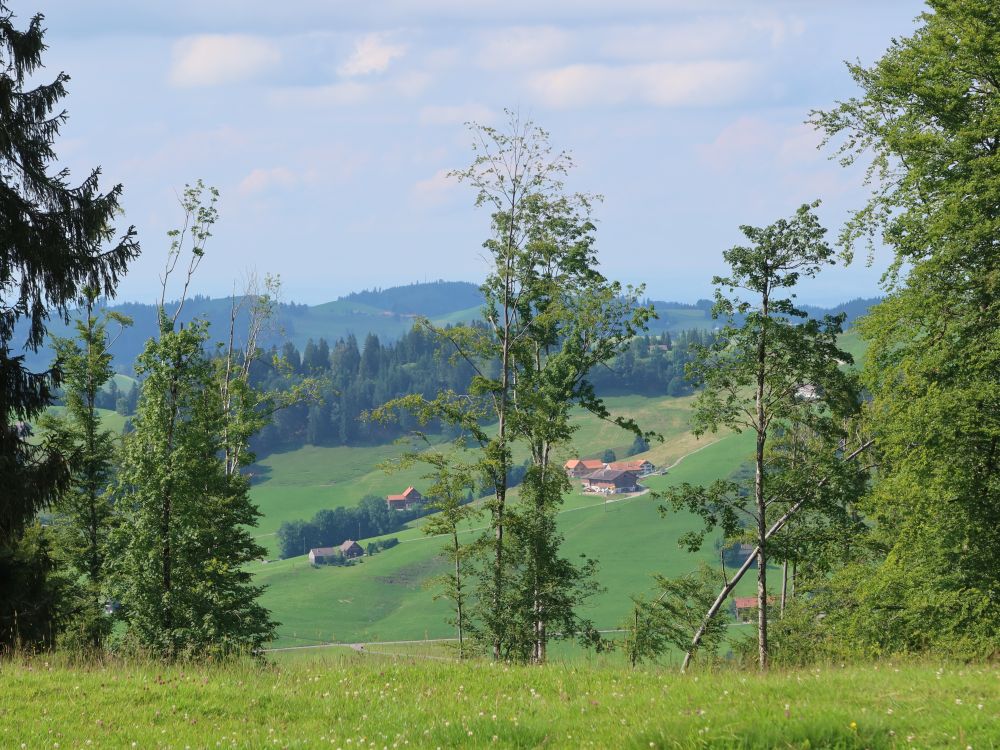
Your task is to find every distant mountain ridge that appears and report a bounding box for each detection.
[13,280,881,374]
[341,280,484,316]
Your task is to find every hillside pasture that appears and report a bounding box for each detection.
[249,394,705,551]
[255,430,756,648]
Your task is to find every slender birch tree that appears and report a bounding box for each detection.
[375,113,653,662]
[660,202,856,670]
[109,184,275,658]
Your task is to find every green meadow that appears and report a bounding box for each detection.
[248,394,714,555]
[1,656,996,749]
[254,428,757,648]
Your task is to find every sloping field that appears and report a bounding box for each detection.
[249,395,708,552]
[255,430,755,648]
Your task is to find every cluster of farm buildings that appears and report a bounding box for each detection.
[379,458,658,515]
[564,458,655,494]
[306,461,654,566]
[308,539,364,565]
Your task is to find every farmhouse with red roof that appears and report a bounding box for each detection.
[734,596,777,623]
[564,458,606,478]
[386,486,424,510]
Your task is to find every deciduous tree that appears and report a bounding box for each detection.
[109,184,274,658]
[660,203,856,670]
[809,0,1000,657]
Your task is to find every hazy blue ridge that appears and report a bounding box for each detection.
[11,280,881,374]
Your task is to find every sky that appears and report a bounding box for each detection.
[26,0,927,306]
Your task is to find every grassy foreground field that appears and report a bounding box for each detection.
[1,656,996,748]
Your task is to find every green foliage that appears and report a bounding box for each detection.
[420,455,481,658]
[0,524,66,651]
[620,566,726,668]
[37,293,131,649]
[108,187,274,659]
[806,0,1000,659]
[626,434,650,456]
[0,2,138,649]
[376,112,654,662]
[109,319,275,658]
[658,203,858,669]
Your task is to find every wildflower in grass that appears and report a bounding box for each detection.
[849,721,857,731]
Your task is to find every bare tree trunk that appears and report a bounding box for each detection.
[454,529,464,660]
[780,560,789,617]
[678,439,873,672]
[755,541,768,669]
[754,291,770,671]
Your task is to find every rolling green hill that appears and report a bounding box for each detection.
[249,394,714,554]
[255,432,756,648]
[15,280,878,375]
[250,329,867,649]
[38,406,128,436]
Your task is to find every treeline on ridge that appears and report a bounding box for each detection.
[244,325,707,455]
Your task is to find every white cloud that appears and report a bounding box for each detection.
[528,60,758,109]
[776,123,824,165]
[238,143,369,197]
[169,34,280,87]
[338,33,406,76]
[475,26,572,70]
[239,166,297,195]
[391,70,433,98]
[696,117,823,171]
[269,81,372,108]
[599,17,805,61]
[750,17,806,49]
[419,103,496,125]
[412,168,458,206]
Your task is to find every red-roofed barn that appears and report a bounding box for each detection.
[386,486,423,510]
[564,458,606,478]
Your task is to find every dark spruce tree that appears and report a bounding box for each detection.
[0,4,139,648]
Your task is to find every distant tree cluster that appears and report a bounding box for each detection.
[276,495,421,560]
[246,326,700,456]
[585,330,706,398]
[249,327,479,454]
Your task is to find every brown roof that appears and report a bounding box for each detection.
[583,468,638,483]
[734,596,776,609]
[609,460,652,472]
[339,540,362,553]
[310,547,338,556]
